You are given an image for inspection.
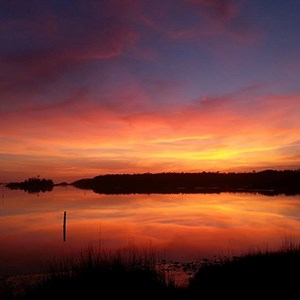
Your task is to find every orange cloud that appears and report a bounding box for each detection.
[1,88,300,182]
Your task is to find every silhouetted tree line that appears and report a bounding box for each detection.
[6,176,54,193]
[72,169,300,195]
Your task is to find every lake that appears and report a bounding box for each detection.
[1,185,300,277]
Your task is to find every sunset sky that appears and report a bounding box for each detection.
[1,0,300,183]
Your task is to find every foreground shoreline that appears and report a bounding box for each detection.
[1,243,300,299]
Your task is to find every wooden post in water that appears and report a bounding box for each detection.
[63,211,67,242]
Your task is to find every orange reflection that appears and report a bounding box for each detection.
[1,186,300,275]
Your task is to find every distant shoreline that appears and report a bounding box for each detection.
[71,170,300,195]
[5,170,300,195]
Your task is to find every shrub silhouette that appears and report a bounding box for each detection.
[6,176,54,193]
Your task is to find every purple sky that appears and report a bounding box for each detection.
[1,0,300,182]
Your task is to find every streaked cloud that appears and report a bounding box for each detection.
[1,0,300,181]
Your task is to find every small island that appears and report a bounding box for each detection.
[6,176,54,193]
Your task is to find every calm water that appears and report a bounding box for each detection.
[1,185,300,276]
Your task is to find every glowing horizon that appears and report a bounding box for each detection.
[1,0,300,182]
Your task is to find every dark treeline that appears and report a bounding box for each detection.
[6,177,54,193]
[72,169,300,195]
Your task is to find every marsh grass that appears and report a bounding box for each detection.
[189,241,300,298]
[2,241,300,299]
[9,244,175,299]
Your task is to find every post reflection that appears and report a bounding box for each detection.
[63,211,66,242]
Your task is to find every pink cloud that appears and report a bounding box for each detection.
[139,0,259,44]
[187,0,237,21]
[0,0,141,97]
[2,80,299,146]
